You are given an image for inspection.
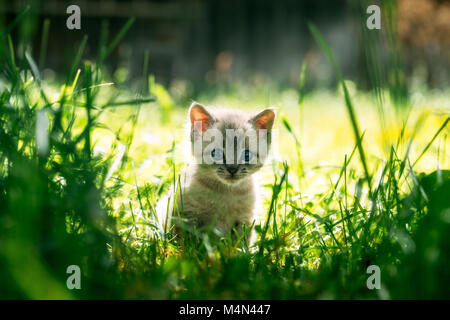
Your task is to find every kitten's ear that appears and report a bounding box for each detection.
[250,108,276,130]
[189,102,213,132]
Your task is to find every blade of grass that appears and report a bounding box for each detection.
[39,19,50,70]
[0,5,30,39]
[298,62,307,139]
[258,162,288,261]
[412,116,450,168]
[308,22,372,192]
[98,17,135,67]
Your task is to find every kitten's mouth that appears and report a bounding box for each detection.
[216,168,242,184]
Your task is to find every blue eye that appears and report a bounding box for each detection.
[241,150,252,163]
[211,148,224,162]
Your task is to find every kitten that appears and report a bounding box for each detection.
[157,102,275,242]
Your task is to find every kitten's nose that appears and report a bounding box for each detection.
[226,166,238,175]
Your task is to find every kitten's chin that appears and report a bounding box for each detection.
[215,174,241,185]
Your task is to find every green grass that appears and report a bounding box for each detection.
[1,7,449,299]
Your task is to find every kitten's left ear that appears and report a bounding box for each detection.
[189,102,214,132]
[250,108,276,130]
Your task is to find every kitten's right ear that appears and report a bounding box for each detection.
[189,102,213,132]
[250,108,276,130]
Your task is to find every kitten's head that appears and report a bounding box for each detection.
[189,102,275,185]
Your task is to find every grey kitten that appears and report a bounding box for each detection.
[158,102,275,242]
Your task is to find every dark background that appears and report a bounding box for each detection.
[1,0,449,90]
